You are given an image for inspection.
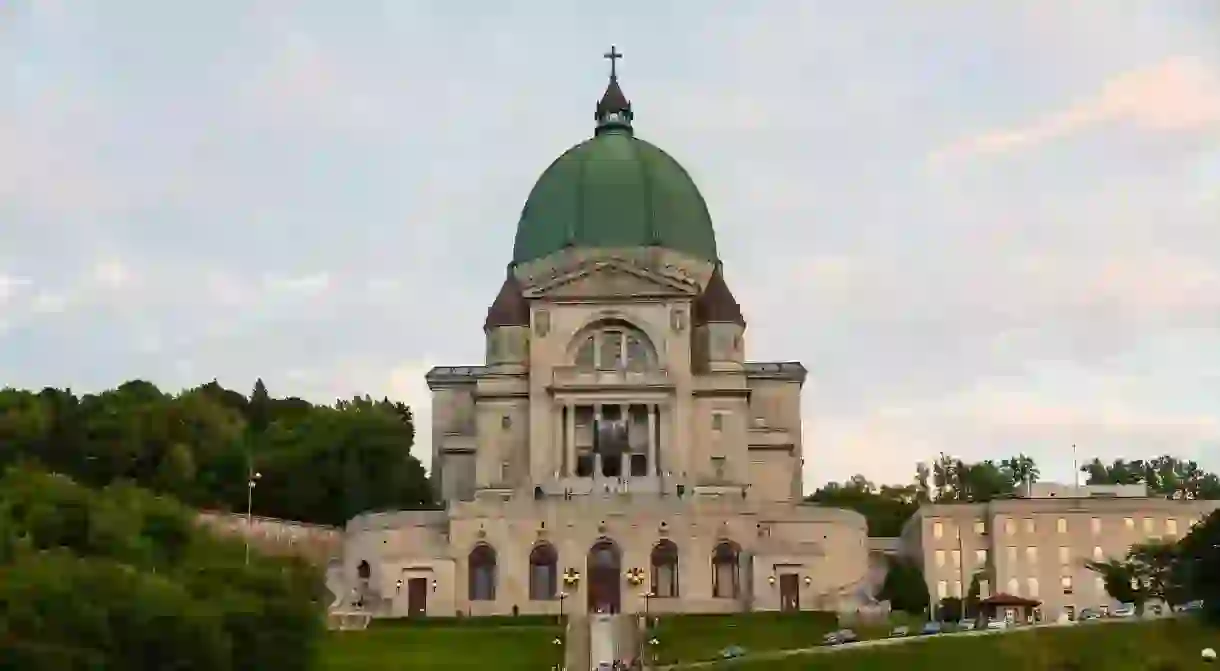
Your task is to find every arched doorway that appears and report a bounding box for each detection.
[586,539,622,614]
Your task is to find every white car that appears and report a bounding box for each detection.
[986,619,1009,630]
[1112,604,1136,618]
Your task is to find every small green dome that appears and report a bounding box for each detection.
[511,73,718,265]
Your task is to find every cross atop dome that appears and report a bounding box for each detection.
[595,45,633,135]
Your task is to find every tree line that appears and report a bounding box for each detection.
[807,452,1220,537]
[0,464,327,669]
[0,379,435,527]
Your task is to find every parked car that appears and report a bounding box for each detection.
[986,618,1009,630]
[1180,599,1205,612]
[920,621,943,635]
[1112,604,1136,618]
[1079,608,1102,621]
[822,629,858,645]
[719,645,746,659]
[889,625,910,637]
[957,620,977,631]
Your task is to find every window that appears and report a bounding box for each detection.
[501,415,512,430]
[1027,578,1040,598]
[974,520,986,535]
[1061,576,1073,594]
[573,324,656,370]
[468,544,498,601]
[1093,546,1104,561]
[711,541,741,598]
[1024,518,1036,534]
[1058,546,1070,565]
[1166,519,1178,536]
[1142,517,1154,533]
[1056,517,1068,533]
[1006,546,1017,564]
[933,522,944,539]
[528,543,558,600]
[1124,517,1135,530]
[935,550,946,568]
[951,550,961,568]
[975,549,988,566]
[1008,578,1020,595]
[711,413,724,431]
[1090,517,1101,534]
[937,581,948,599]
[1004,518,1015,535]
[1026,547,1038,563]
[953,580,963,598]
[650,540,679,598]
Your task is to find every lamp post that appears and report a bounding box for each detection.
[558,590,567,625]
[648,637,660,667]
[244,468,261,565]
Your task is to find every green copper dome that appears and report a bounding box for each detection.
[511,54,718,265]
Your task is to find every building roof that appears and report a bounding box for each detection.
[511,52,718,265]
[484,272,529,329]
[693,264,745,326]
[981,593,1041,607]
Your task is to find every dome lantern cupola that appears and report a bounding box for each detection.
[595,45,633,135]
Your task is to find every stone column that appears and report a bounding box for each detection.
[620,403,631,478]
[593,404,603,478]
[647,403,658,476]
[554,403,565,477]
[566,403,577,478]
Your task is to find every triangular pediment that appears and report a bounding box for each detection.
[523,259,699,300]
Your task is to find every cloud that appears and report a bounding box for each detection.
[931,56,1220,164]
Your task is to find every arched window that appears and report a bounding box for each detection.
[650,540,679,598]
[712,541,740,599]
[468,544,497,601]
[529,543,558,601]
[572,322,656,371]
[357,560,371,580]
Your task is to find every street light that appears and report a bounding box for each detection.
[643,590,654,625]
[558,591,567,625]
[244,469,261,565]
[648,637,660,666]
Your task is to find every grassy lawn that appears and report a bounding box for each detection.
[718,618,1219,670]
[318,617,563,671]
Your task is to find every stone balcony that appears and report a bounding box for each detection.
[550,366,673,390]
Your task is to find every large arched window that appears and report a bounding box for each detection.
[650,540,680,598]
[529,543,559,601]
[573,321,657,371]
[712,541,740,599]
[468,544,497,601]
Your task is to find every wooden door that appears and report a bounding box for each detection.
[407,578,427,618]
[779,573,800,612]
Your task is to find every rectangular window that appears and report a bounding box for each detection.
[1008,578,1020,595]
[954,580,963,598]
[1027,578,1039,598]
[1142,517,1154,533]
[1026,547,1038,564]
[1166,519,1178,536]
[1091,517,1101,534]
[975,549,988,566]
[1061,576,1073,593]
[1004,518,1015,535]
[933,522,943,540]
[1057,517,1068,533]
[1023,518,1036,534]
[1093,546,1104,561]
[1006,546,1017,564]
[1124,517,1135,530]
[935,550,946,568]
[600,332,623,369]
[979,579,990,598]
[1058,546,1070,565]
[951,550,961,568]
[937,581,948,599]
[711,413,724,432]
[974,520,986,535]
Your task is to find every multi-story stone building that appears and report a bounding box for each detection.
[900,482,1219,621]
[330,53,877,619]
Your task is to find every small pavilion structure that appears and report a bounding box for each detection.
[979,593,1042,625]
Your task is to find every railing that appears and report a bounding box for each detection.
[551,366,671,388]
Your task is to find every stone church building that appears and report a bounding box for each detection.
[335,53,874,619]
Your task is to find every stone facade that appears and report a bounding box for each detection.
[333,248,876,618]
[899,483,1220,621]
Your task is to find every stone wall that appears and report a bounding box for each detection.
[195,510,342,565]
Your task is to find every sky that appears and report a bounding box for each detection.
[2,1,1219,489]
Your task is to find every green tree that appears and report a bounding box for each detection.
[937,596,963,622]
[805,476,919,537]
[877,556,930,615]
